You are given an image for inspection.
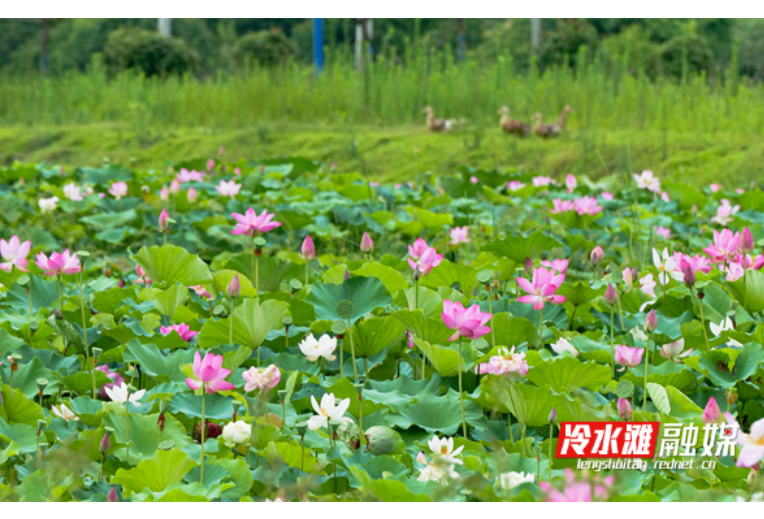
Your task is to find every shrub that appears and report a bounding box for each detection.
[539,19,600,70]
[103,27,198,77]
[232,30,296,67]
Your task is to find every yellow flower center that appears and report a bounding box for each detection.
[440,446,448,454]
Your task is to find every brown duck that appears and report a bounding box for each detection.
[533,113,561,139]
[498,106,531,137]
[422,106,460,132]
[552,105,575,132]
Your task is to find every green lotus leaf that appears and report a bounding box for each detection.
[482,230,563,263]
[198,298,289,349]
[132,244,213,288]
[349,316,406,359]
[307,276,392,324]
[113,448,197,495]
[527,355,612,392]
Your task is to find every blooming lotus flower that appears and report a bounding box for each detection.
[677,253,713,275]
[723,413,764,468]
[709,183,722,193]
[160,323,198,342]
[516,266,567,310]
[242,364,281,392]
[615,345,643,368]
[108,182,128,200]
[222,420,252,447]
[710,317,734,336]
[189,285,211,298]
[215,180,242,198]
[38,196,59,213]
[541,258,569,274]
[711,199,740,226]
[469,176,479,184]
[540,469,614,502]
[659,339,692,363]
[507,180,526,191]
[96,365,126,400]
[300,234,316,260]
[360,232,374,254]
[230,207,282,236]
[702,397,721,424]
[307,393,353,430]
[51,403,78,422]
[652,248,681,284]
[477,347,528,379]
[590,246,604,265]
[449,226,470,245]
[639,273,657,299]
[600,192,614,201]
[176,169,204,183]
[574,196,603,216]
[533,176,554,187]
[63,183,85,201]
[104,382,146,406]
[298,333,337,361]
[428,436,464,465]
[633,170,661,193]
[407,238,433,260]
[499,471,535,490]
[408,246,443,277]
[185,351,235,394]
[618,398,632,421]
[550,198,575,214]
[416,451,459,485]
[158,208,170,232]
[655,226,671,240]
[550,337,578,357]
[35,249,81,276]
[704,229,741,263]
[565,174,577,191]
[133,264,152,286]
[441,300,492,341]
[0,235,31,272]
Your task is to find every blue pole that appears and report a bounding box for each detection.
[313,18,324,71]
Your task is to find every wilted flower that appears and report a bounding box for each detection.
[300,234,316,260]
[702,397,721,424]
[242,364,281,393]
[449,226,470,245]
[185,351,235,394]
[104,383,145,407]
[38,196,59,213]
[659,339,693,363]
[550,337,578,357]
[215,180,242,198]
[441,300,492,341]
[194,421,222,443]
[108,182,128,200]
[51,403,79,422]
[35,249,81,276]
[222,420,252,447]
[298,333,337,361]
[0,235,31,272]
[516,266,567,310]
[615,345,644,368]
[230,207,282,236]
[160,323,198,342]
[360,232,374,254]
[307,393,353,430]
[499,471,535,490]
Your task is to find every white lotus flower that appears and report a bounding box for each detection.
[659,339,693,363]
[550,337,578,357]
[427,436,464,465]
[51,403,79,422]
[63,183,84,202]
[307,393,353,430]
[104,382,145,407]
[499,471,535,490]
[652,248,682,285]
[416,451,459,485]
[298,333,337,362]
[38,196,59,214]
[710,317,743,347]
[222,420,252,447]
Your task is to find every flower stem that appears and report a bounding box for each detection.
[458,336,467,439]
[125,399,130,464]
[488,290,496,349]
[507,412,514,443]
[538,305,544,349]
[415,278,419,310]
[200,391,206,483]
[251,246,256,288]
[255,253,260,299]
[616,294,625,330]
[305,262,310,293]
[643,334,650,412]
[347,317,358,383]
[697,290,711,350]
[339,338,344,379]
[57,276,64,314]
[229,298,235,345]
[80,271,94,399]
[548,423,554,480]
[27,287,33,318]
[609,307,615,379]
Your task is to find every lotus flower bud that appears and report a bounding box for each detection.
[107,487,119,502]
[590,246,604,265]
[187,187,197,203]
[227,274,241,299]
[740,227,754,253]
[158,208,170,232]
[207,159,215,172]
[702,397,721,424]
[644,309,658,333]
[682,265,696,288]
[548,407,557,424]
[170,179,181,193]
[618,398,632,421]
[99,432,110,455]
[604,284,618,306]
[160,187,169,200]
[344,269,351,281]
[301,234,316,260]
[194,421,222,443]
[524,257,534,276]
[360,232,374,254]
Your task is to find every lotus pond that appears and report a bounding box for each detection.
[1,157,763,502]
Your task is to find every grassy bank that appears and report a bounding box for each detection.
[1,122,761,187]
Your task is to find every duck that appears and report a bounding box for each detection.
[552,105,575,132]
[533,113,561,139]
[422,106,459,132]
[498,106,531,137]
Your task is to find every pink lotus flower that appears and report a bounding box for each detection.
[573,196,603,216]
[185,351,235,394]
[507,180,525,192]
[633,170,661,193]
[469,176,479,184]
[615,345,643,368]
[96,364,126,400]
[242,365,281,392]
[739,227,754,254]
[441,300,492,341]
[702,397,721,424]
[449,227,470,245]
[226,274,240,298]
[659,338,692,363]
[189,285,212,298]
[35,249,81,276]
[160,323,198,342]
[604,284,618,305]
[187,187,197,203]
[133,265,152,286]
[230,208,282,236]
[516,266,566,310]
[408,246,443,277]
[207,159,215,172]
[711,199,740,226]
[540,258,569,274]
[723,413,764,468]
[565,174,577,191]
[654,226,671,240]
[215,180,242,198]
[709,183,722,193]
[600,192,614,201]
[160,187,169,200]
[301,234,316,260]
[158,209,170,232]
[639,273,656,299]
[477,347,528,378]
[676,253,712,275]
[533,176,554,187]
[644,309,658,333]
[540,469,613,502]
[360,232,374,254]
[590,246,604,265]
[176,169,204,183]
[618,398,632,421]
[170,179,181,193]
[704,229,740,263]
[0,235,31,272]
[408,237,432,260]
[63,183,85,201]
[108,182,128,200]
[407,332,414,349]
[550,199,575,214]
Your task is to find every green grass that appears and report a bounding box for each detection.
[1,121,761,188]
